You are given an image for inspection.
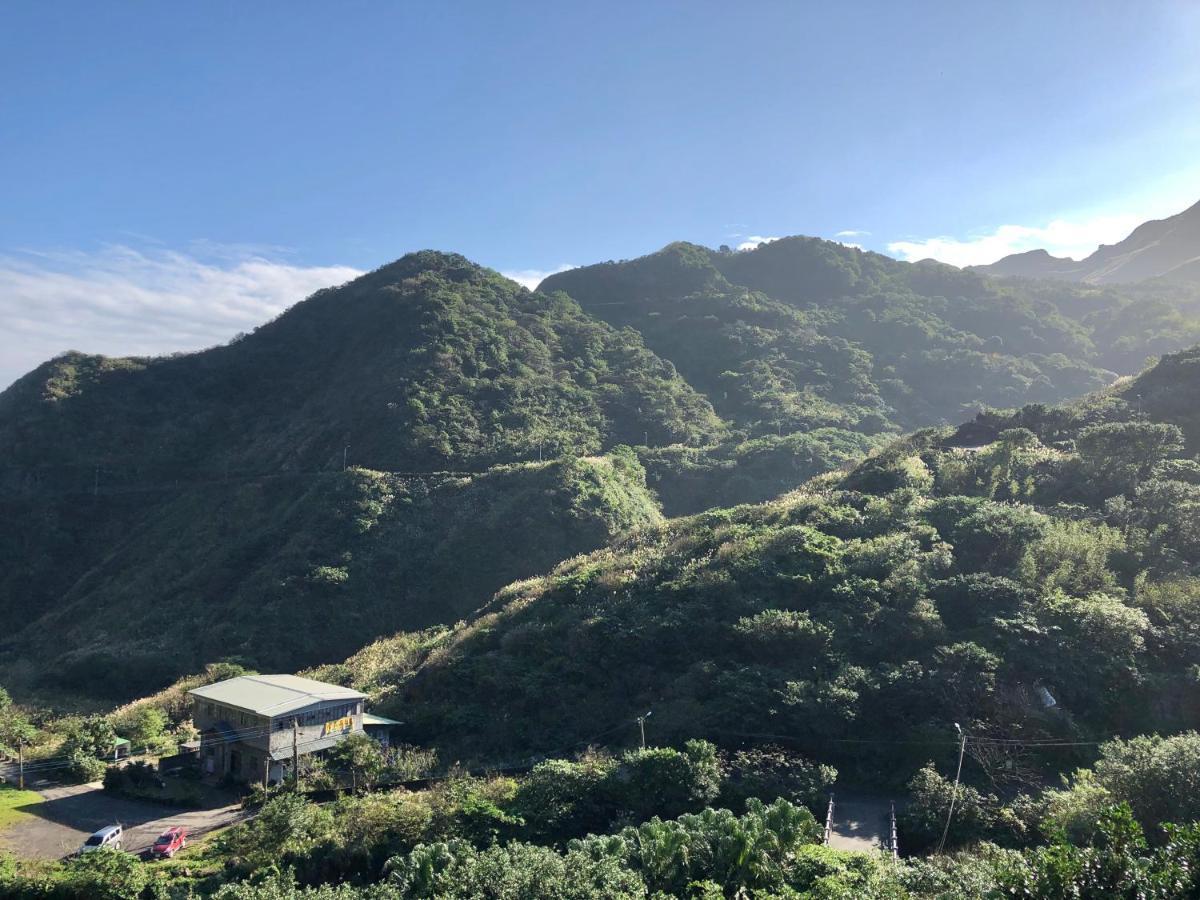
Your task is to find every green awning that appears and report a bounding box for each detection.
[362,713,402,726]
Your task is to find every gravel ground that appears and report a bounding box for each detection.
[0,781,246,860]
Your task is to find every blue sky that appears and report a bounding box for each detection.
[2,1,1200,386]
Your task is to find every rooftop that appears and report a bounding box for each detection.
[188,674,365,717]
[362,712,403,726]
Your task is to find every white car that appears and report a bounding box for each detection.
[79,824,122,854]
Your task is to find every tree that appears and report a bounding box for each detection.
[720,745,837,812]
[1090,732,1200,836]
[121,706,169,754]
[899,763,998,852]
[0,686,35,757]
[512,754,617,842]
[992,804,1200,898]
[221,793,334,871]
[327,733,387,793]
[614,740,723,823]
[61,715,118,782]
[63,847,156,900]
[62,715,118,759]
[1076,422,1185,496]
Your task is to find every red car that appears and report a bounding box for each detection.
[150,826,187,858]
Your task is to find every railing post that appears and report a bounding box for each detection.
[889,801,899,860]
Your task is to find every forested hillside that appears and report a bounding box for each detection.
[0,254,711,702]
[0,251,720,479]
[543,237,1200,435]
[322,347,1200,784]
[6,239,1200,704]
[543,237,1200,510]
[0,453,662,702]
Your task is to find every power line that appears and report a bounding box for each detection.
[936,724,967,854]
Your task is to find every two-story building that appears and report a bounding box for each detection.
[188,674,367,785]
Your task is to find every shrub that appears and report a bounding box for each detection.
[611,740,723,825]
[719,745,837,812]
[899,763,999,852]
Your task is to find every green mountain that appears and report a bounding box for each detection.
[8,240,1200,705]
[0,251,721,480]
[542,237,1200,436]
[0,253,717,701]
[537,236,1200,513]
[327,347,1200,778]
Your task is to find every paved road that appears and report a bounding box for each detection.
[0,782,246,860]
[828,793,891,853]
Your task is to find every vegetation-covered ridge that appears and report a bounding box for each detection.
[0,451,663,703]
[0,250,722,481]
[0,251,724,702]
[543,236,1200,511]
[311,346,1200,785]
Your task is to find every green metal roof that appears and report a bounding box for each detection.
[362,713,402,726]
[188,674,365,717]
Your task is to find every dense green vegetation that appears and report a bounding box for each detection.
[8,738,1200,897]
[291,348,1200,800]
[0,252,720,700]
[6,242,1200,895]
[0,452,663,701]
[0,252,720,477]
[543,238,1200,512]
[6,242,1200,700]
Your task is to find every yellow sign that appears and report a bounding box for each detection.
[323,716,353,736]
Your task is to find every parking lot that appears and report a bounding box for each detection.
[0,781,246,860]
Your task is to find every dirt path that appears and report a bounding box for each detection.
[0,782,246,860]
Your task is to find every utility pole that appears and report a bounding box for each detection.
[936,723,967,854]
[636,711,652,750]
[292,717,299,789]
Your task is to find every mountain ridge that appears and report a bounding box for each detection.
[972,198,1200,283]
[0,253,721,701]
[7,236,1200,703]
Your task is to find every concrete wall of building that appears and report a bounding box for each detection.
[192,700,270,752]
[191,696,364,783]
[266,698,364,759]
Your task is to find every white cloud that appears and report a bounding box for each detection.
[499,264,576,290]
[835,229,871,238]
[886,213,1145,268]
[0,245,362,389]
[736,235,782,252]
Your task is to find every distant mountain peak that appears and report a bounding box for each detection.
[973,198,1200,284]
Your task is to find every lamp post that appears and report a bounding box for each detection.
[936,723,967,854]
[636,711,652,750]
